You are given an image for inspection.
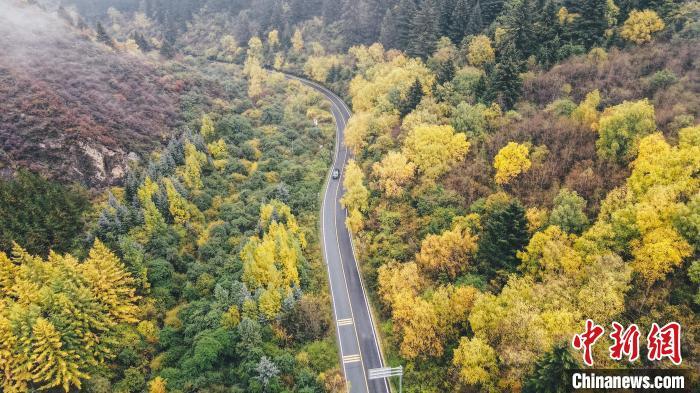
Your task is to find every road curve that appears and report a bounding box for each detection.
[282,73,390,393]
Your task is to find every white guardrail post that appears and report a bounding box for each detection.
[368,366,403,393]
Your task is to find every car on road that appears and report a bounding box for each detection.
[332,168,340,180]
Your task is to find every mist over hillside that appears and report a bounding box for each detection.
[0,0,179,187]
[0,0,698,392]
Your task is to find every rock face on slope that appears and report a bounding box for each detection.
[0,2,179,187]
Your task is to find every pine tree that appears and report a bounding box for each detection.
[522,344,579,393]
[395,0,418,51]
[134,32,151,51]
[480,0,505,25]
[0,241,139,391]
[450,0,472,43]
[400,78,424,117]
[322,0,344,23]
[477,199,529,279]
[499,0,538,57]
[466,0,485,36]
[95,22,114,47]
[437,0,457,39]
[80,239,140,324]
[534,0,563,68]
[434,59,456,85]
[341,0,383,46]
[380,8,400,49]
[488,43,523,110]
[159,39,176,59]
[408,0,439,58]
[567,0,608,49]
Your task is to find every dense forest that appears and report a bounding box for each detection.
[1,0,699,392]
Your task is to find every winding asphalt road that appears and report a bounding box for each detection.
[283,74,390,393]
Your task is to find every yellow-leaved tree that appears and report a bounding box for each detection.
[137,176,166,238]
[391,294,442,359]
[571,89,601,130]
[455,125,700,386]
[416,222,478,279]
[493,142,531,185]
[240,201,305,319]
[341,160,370,233]
[585,128,699,286]
[179,143,207,190]
[162,178,204,233]
[0,240,140,392]
[620,9,665,44]
[207,138,228,170]
[149,377,167,393]
[344,112,399,156]
[467,35,495,68]
[267,29,280,48]
[200,113,215,138]
[291,29,304,53]
[349,54,434,113]
[596,99,656,163]
[453,337,498,389]
[402,124,469,181]
[372,151,416,197]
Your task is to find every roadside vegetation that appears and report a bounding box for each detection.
[1,0,698,392]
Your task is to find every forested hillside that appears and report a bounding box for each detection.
[0,3,181,186]
[1,1,344,392]
[2,0,699,392]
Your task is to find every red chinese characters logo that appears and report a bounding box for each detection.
[609,322,640,362]
[647,322,682,365]
[572,319,605,366]
[572,321,682,366]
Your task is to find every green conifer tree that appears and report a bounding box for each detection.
[477,199,529,279]
[95,22,114,47]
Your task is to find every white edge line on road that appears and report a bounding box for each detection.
[295,74,365,393]
[314,78,391,393]
[328,98,371,393]
[318,101,350,390]
[318,82,391,393]
[286,73,388,393]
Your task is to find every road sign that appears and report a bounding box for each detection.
[369,366,403,393]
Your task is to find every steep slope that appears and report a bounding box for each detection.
[0,1,179,187]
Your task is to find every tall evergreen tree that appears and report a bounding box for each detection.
[395,0,419,51]
[408,0,440,58]
[477,198,529,279]
[159,39,176,58]
[341,0,383,46]
[380,7,401,49]
[322,0,344,23]
[450,0,471,43]
[95,22,114,47]
[499,0,538,57]
[535,0,564,68]
[522,343,579,393]
[488,43,523,109]
[437,0,457,38]
[466,0,485,36]
[133,32,151,51]
[566,0,609,49]
[480,0,506,25]
[400,78,424,116]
